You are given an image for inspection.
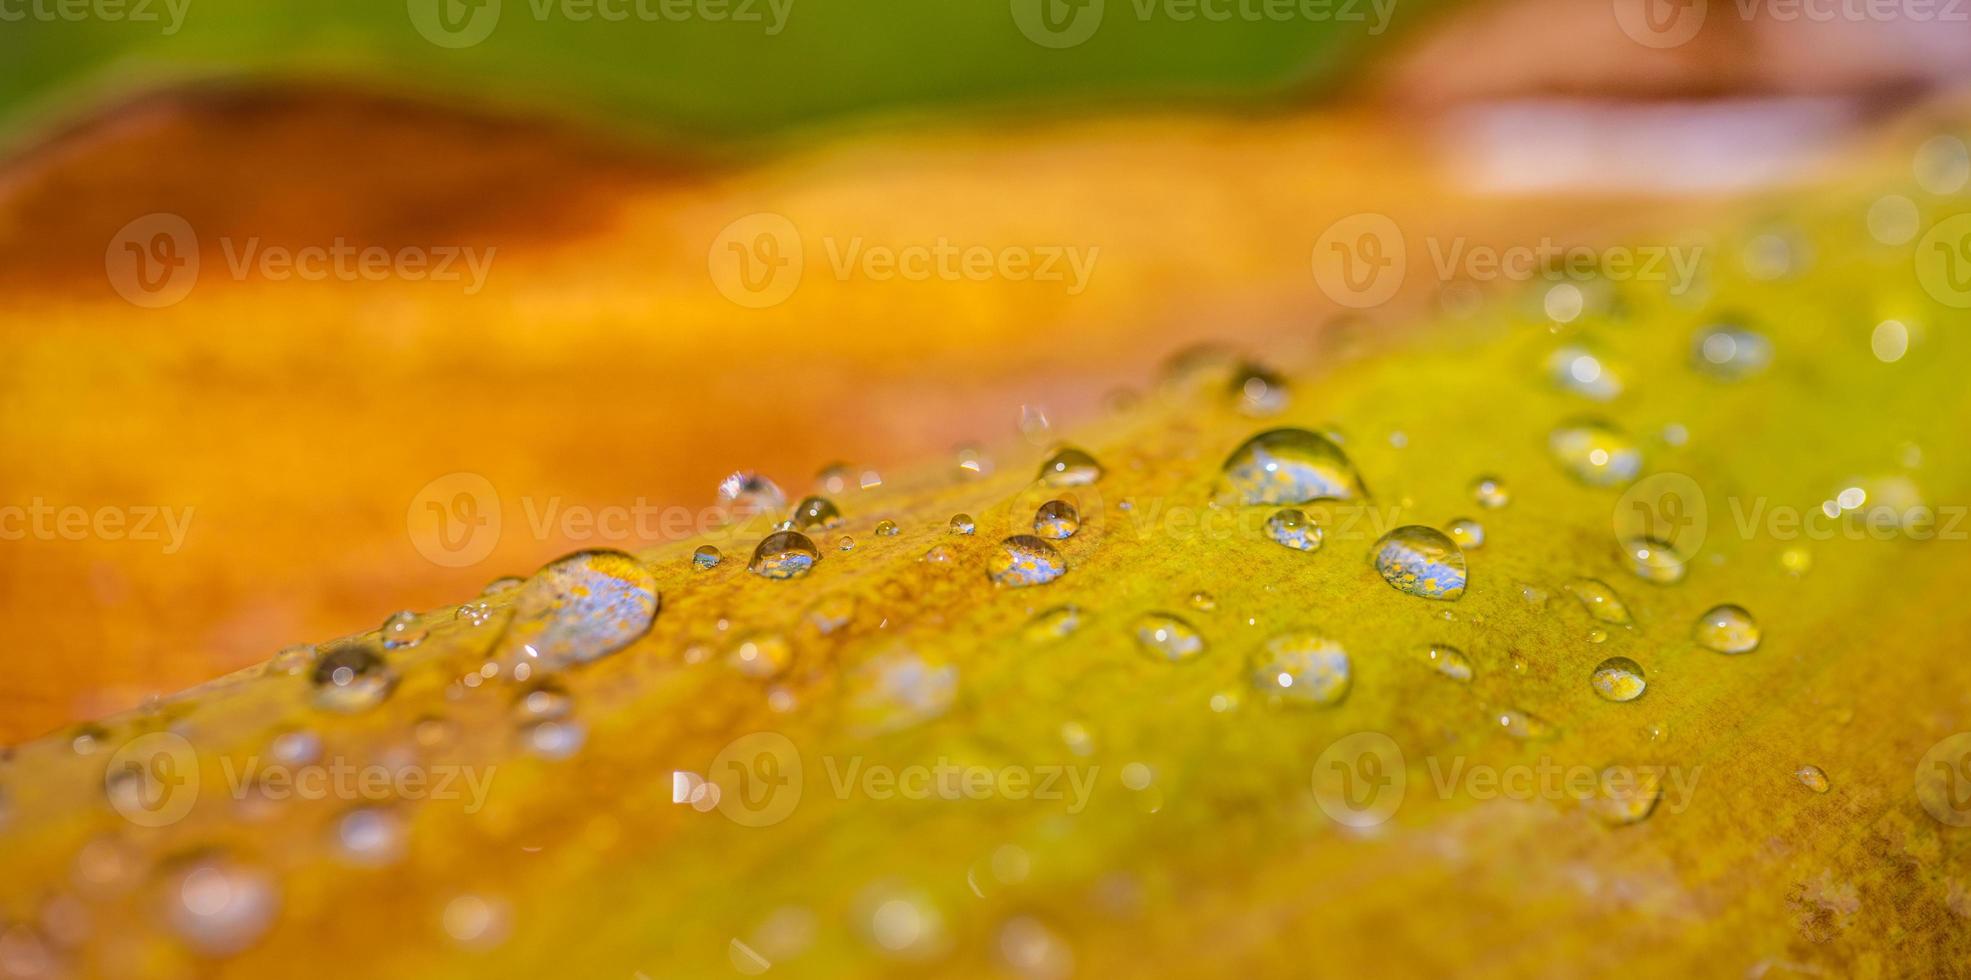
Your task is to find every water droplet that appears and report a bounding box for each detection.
[921,544,957,564]
[859,887,947,959]
[844,652,957,735]
[334,806,406,866]
[1248,632,1350,707]
[692,545,723,570]
[379,610,426,650]
[456,600,497,627]
[1033,500,1080,539]
[1471,475,1510,509]
[1187,590,1216,612]
[1420,644,1472,682]
[949,514,976,535]
[1547,345,1622,401]
[816,463,853,494]
[500,550,661,665]
[1549,419,1643,487]
[1446,518,1484,549]
[1591,656,1647,702]
[1867,194,1920,245]
[792,496,842,530]
[988,535,1065,587]
[1693,604,1759,653]
[1230,362,1288,416]
[1781,546,1812,576]
[481,575,525,596]
[838,535,856,552]
[1215,429,1366,505]
[163,854,279,956]
[269,644,313,676]
[1132,613,1204,663]
[1038,447,1102,487]
[1024,605,1086,642]
[1620,535,1687,585]
[750,531,820,579]
[1264,508,1323,552]
[1796,765,1830,793]
[521,719,586,759]
[1496,708,1556,740]
[1371,526,1467,600]
[513,680,572,721]
[1871,319,1910,363]
[730,634,793,680]
[1915,133,1970,194]
[954,445,993,480]
[1692,323,1772,380]
[311,642,397,713]
[1564,578,1632,625]
[997,915,1075,979]
[442,894,511,950]
[1585,767,1662,826]
[874,520,900,537]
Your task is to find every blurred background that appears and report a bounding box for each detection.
[1,0,1967,743]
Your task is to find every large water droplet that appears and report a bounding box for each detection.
[500,550,660,665]
[311,642,397,713]
[1549,419,1643,487]
[988,535,1065,587]
[1564,578,1633,625]
[1796,765,1830,793]
[1693,604,1759,653]
[791,496,842,530]
[1132,613,1205,663]
[1033,500,1080,539]
[1215,428,1366,505]
[750,531,821,579]
[949,514,976,535]
[719,471,787,517]
[1264,508,1322,552]
[1038,448,1102,487]
[1620,535,1687,585]
[1591,656,1647,702]
[1371,526,1467,600]
[1248,632,1350,706]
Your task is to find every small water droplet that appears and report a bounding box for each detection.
[499,550,661,665]
[1564,578,1633,625]
[838,535,856,552]
[1795,765,1830,793]
[792,496,842,530]
[1264,508,1323,552]
[718,471,787,518]
[1585,767,1662,826]
[1692,322,1772,380]
[379,610,426,650]
[1033,500,1080,539]
[1496,708,1556,739]
[1693,604,1759,653]
[692,545,723,570]
[1215,428,1366,505]
[1024,605,1086,642]
[269,644,313,676]
[1547,345,1622,401]
[750,531,821,579]
[442,894,511,950]
[1188,590,1216,611]
[512,680,572,721]
[311,642,397,713]
[954,445,993,480]
[1591,656,1647,702]
[998,915,1075,979]
[1230,362,1289,416]
[729,634,793,680]
[1471,475,1510,509]
[334,806,407,866]
[1372,526,1467,600]
[988,535,1065,587]
[875,520,900,537]
[1620,535,1687,585]
[921,544,957,564]
[1446,518,1484,549]
[1248,632,1350,706]
[1421,644,1473,682]
[816,463,853,494]
[1038,447,1102,487]
[1132,613,1205,663]
[481,575,525,596]
[949,514,976,535]
[1549,419,1643,487]
[521,719,586,759]
[163,854,279,956]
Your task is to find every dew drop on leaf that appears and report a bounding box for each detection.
[1132,613,1205,663]
[1038,447,1103,487]
[1591,656,1648,702]
[1548,419,1643,487]
[1264,508,1322,552]
[1693,604,1760,653]
[1248,632,1350,707]
[987,535,1065,587]
[1371,526,1467,600]
[750,531,821,579]
[1215,428,1366,505]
